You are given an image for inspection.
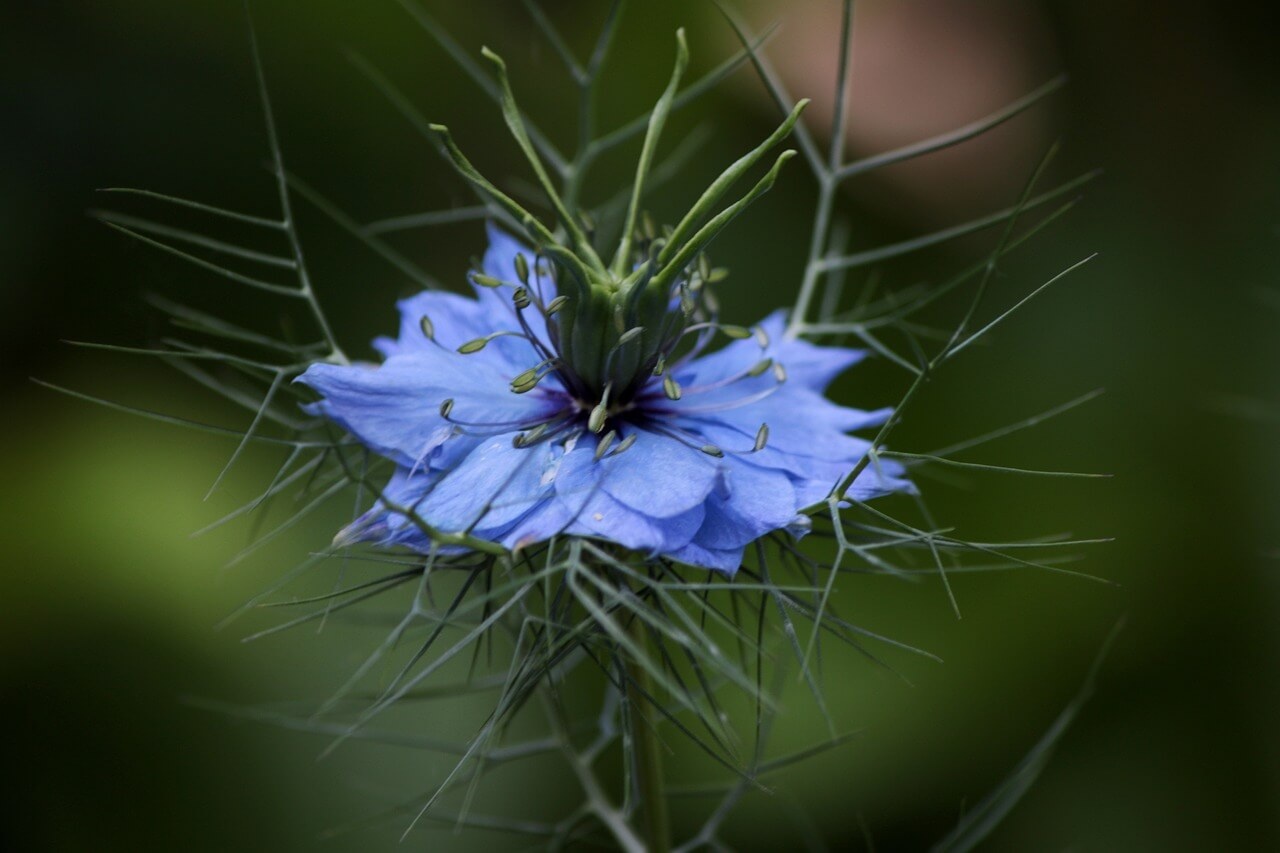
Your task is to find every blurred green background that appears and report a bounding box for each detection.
[5,1,1280,850]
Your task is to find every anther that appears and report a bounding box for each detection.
[594,430,618,461]
[663,374,682,401]
[610,433,638,457]
[589,383,614,434]
[419,314,435,341]
[439,399,455,418]
[754,423,770,452]
[514,253,529,285]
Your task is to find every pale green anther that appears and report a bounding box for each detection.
[653,354,666,376]
[700,444,725,458]
[612,433,638,456]
[754,325,770,348]
[510,367,540,393]
[546,295,569,315]
[589,383,613,433]
[419,314,435,341]
[516,423,549,447]
[440,398,455,418]
[617,326,645,346]
[458,336,490,354]
[754,423,770,452]
[473,273,503,288]
[721,324,751,339]
[513,287,531,310]
[748,357,773,377]
[707,267,729,283]
[663,373,682,400]
[773,362,788,383]
[594,429,618,461]
[588,404,608,434]
[514,252,529,284]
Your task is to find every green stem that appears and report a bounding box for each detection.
[628,617,671,852]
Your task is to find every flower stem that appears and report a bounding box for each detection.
[628,617,671,852]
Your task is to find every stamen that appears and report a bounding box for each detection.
[510,358,560,394]
[588,382,614,434]
[546,295,569,315]
[514,252,529,285]
[663,374,682,401]
[650,383,782,416]
[610,433,638,457]
[419,314,435,341]
[457,330,532,353]
[594,429,618,461]
[472,273,504,288]
[754,423,770,452]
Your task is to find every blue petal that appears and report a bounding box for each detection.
[297,350,564,468]
[677,310,867,394]
[689,458,797,550]
[664,540,746,575]
[551,435,710,552]
[413,435,560,533]
[555,427,722,519]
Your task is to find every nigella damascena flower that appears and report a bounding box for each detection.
[298,225,912,574]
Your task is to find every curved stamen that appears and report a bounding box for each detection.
[646,381,783,416]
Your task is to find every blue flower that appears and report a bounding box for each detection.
[298,226,912,574]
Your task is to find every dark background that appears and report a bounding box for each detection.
[4,1,1279,850]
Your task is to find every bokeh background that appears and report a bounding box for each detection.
[5,1,1280,850]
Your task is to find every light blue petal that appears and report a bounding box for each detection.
[597,428,722,518]
[413,434,558,533]
[690,458,797,550]
[664,539,745,575]
[297,350,563,468]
